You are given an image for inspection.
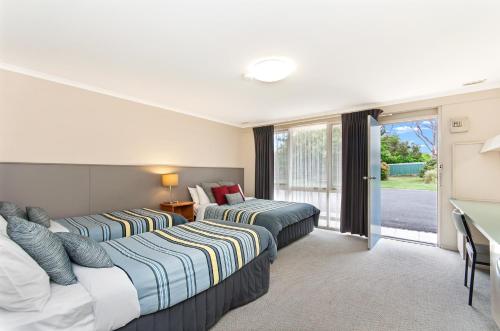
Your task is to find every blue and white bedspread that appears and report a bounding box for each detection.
[102,220,277,315]
[203,199,320,240]
[54,208,187,242]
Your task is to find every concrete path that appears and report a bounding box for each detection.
[381,188,437,233]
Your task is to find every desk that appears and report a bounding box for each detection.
[450,199,500,327]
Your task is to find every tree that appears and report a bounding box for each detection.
[381,134,427,164]
[382,119,437,160]
[413,120,437,158]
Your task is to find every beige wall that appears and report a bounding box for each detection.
[382,88,500,250]
[240,128,256,196]
[439,97,500,250]
[0,69,255,194]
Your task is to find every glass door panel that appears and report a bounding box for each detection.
[367,115,381,249]
[328,124,342,229]
[273,123,342,229]
[274,130,289,200]
[289,124,328,223]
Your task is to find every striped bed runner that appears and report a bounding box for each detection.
[102,220,275,315]
[54,208,187,242]
[204,199,295,225]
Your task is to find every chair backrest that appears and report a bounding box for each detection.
[451,209,468,236]
[451,209,476,253]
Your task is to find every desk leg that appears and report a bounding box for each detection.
[490,242,500,327]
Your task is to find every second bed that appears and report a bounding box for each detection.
[197,198,320,249]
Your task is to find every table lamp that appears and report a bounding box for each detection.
[162,173,179,203]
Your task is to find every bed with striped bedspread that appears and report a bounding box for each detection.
[203,199,319,241]
[102,219,277,315]
[54,208,187,242]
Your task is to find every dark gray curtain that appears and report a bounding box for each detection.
[253,125,274,199]
[340,109,383,236]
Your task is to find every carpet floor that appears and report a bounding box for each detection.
[212,229,498,331]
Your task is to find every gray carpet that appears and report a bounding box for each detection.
[212,229,498,331]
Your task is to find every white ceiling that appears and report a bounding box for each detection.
[1,0,500,127]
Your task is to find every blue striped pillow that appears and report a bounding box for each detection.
[26,207,51,228]
[0,202,27,220]
[7,217,77,285]
[56,232,114,268]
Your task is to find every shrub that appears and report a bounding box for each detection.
[381,162,389,181]
[421,153,432,162]
[423,169,437,184]
[419,159,437,178]
[381,134,428,164]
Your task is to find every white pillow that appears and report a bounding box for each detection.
[188,187,200,204]
[0,235,51,312]
[0,215,7,236]
[196,185,211,205]
[238,184,246,199]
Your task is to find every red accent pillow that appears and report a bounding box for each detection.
[227,184,245,200]
[212,186,230,205]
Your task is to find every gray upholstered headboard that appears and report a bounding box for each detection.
[0,163,244,218]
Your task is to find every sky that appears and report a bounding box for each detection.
[383,120,436,154]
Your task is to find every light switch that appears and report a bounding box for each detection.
[450,117,469,133]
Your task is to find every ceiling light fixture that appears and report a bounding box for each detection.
[244,57,296,83]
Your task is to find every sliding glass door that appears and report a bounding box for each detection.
[329,125,342,229]
[274,123,341,229]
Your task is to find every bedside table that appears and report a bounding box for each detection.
[160,201,195,222]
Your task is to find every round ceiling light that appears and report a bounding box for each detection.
[244,57,296,83]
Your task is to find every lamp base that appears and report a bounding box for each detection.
[168,186,176,205]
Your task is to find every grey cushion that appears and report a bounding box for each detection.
[201,183,220,203]
[218,181,235,186]
[0,201,27,220]
[56,232,114,268]
[26,207,51,228]
[225,193,244,205]
[7,217,77,285]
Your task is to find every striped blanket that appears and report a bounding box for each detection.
[102,220,277,315]
[54,208,187,242]
[203,199,320,240]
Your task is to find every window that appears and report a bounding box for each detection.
[274,123,342,228]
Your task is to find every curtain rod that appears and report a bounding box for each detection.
[274,114,341,129]
[274,107,438,129]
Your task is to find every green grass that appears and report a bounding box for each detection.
[381,176,437,191]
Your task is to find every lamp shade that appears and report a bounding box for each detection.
[162,173,178,187]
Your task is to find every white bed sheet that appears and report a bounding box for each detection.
[73,265,140,331]
[195,202,217,221]
[0,264,140,331]
[48,220,69,233]
[0,282,95,331]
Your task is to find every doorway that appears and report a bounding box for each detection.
[379,116,438,244]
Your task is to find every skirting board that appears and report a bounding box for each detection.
[0,162,243,218]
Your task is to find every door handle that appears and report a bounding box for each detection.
[363,176,377,180]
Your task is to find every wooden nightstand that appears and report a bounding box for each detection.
[160,201,195,222]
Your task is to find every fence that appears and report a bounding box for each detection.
[388,162,425,176]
